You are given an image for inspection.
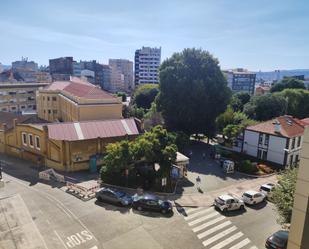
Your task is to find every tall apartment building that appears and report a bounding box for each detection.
[101,64,112,91]
[0,82,50,113]
[49,57,73,81]
[134,47,161,85]
[73,60,104,86]
[109,59,134,92]
[288,127,309,249]
[12,57,38,72]
[224,68,256,95]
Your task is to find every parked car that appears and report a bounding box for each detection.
[260,183,275,200]
[242,190,266,205]
[95,187,132,206]
[132,194,173,214]
[214,194,245,212]
[265,230,289,249]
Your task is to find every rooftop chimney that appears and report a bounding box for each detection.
[274,120,281,133]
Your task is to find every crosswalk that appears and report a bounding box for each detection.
[180,206,259,249]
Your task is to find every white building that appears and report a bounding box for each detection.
[109,59,134,92]
[134,47,161,85]
[243,116,309,167]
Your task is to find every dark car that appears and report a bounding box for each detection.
[265,230,289,249]
[95,187,132,206]
[132,194,173,214]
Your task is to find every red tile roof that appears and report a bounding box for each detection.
[301,118,309,126]
[47,118,140,141]
[246,116,307,138]
[44,78,116,100]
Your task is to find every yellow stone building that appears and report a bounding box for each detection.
[0,114,141,171]
[36,77,123,122]
[288,127,309,249]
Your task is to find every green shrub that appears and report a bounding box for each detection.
[239,160,258,174]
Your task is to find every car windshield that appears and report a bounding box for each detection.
[270,234,286,247]
[260,186,270,192]
[243,193,253,198]
[216,197,225,205]
[115,191,126,198]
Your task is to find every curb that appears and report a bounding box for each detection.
[235,171,277,178]
[101,180,180,197]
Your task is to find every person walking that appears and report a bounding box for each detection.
[196,175,201,190]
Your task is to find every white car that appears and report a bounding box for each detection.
[214,194,245,212]
[242,190,266,205]
[259,183,275,200]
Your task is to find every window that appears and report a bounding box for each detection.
[289,155,293,166]
[291,138,296,149]
[264,134,269,146]
[22,132,27,146]
[53,110,57,114]
[295,154,299,163]
[258,133,263,145]
[47,97,50,101]
[21,105,25,109]
[43,96,45,101]
[52,97,57,101]
[48,110,51,114]
[43,110,46,114]
[35,136,40,150]
[297,136,301,147]
[28,134,34,147]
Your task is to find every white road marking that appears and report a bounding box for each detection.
[192,216,225,232]
[188,212,218,226]
[5,174,98,242]
[89,246,98,249]
[228,238,250,249]
[185,206,204,214]
[57,204,73,220]
[184,207,214,220]
[54,230,68,249]
[209,231,244,249]
[202,226,237,247]
[248,246,258,249]
[197,221,232,239]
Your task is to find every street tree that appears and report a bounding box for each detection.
[244,94,287,121]
[133,84,159,109]
[273,168,298,224]
[158,48,231,138]
[230,92,251,112]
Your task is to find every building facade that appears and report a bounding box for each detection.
[224,68,256,95]
[0,117,141,172]
[109,59,134,92]
[134,47,161,85]
[36,77,123,122]
[242,116,308,167]
[288,127,309,249]
[49,57,73,81]
[0,83,50,113]
[12,57,38,72]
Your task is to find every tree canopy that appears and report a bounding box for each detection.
[133,84,159,109]
[244,94,287,121]
[273,168,298,224]
[270,78,305,93]
[230,92,251,112]
[275,89,309,119]
[158,48,231,137]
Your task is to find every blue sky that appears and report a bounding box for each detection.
[0,0,308,71]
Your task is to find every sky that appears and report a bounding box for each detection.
[0,0,309,71]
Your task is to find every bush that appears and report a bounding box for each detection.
[239,160,258,174]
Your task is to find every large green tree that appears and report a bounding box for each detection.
[270,78,305,93]
[230,92,251,112]
[158,48,231,137]
[244,94,287,121]
[275,89,309,118]
[273,168,298,224]
[133,84,159,109]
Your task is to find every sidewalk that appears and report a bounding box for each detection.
[168,174,277,207]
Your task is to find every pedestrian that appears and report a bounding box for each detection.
[0,166,2,180]
[196,175,201,190]
[202,152,206,159]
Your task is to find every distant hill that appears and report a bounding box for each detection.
[256,69,309,81]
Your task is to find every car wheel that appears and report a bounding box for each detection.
[161,209,167,214]
[137,206,142,211]
[263,197,267,202]
[253,201,256,205]
[240,205,244,210]
[97,196,103,202]
[223,208,227,213]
